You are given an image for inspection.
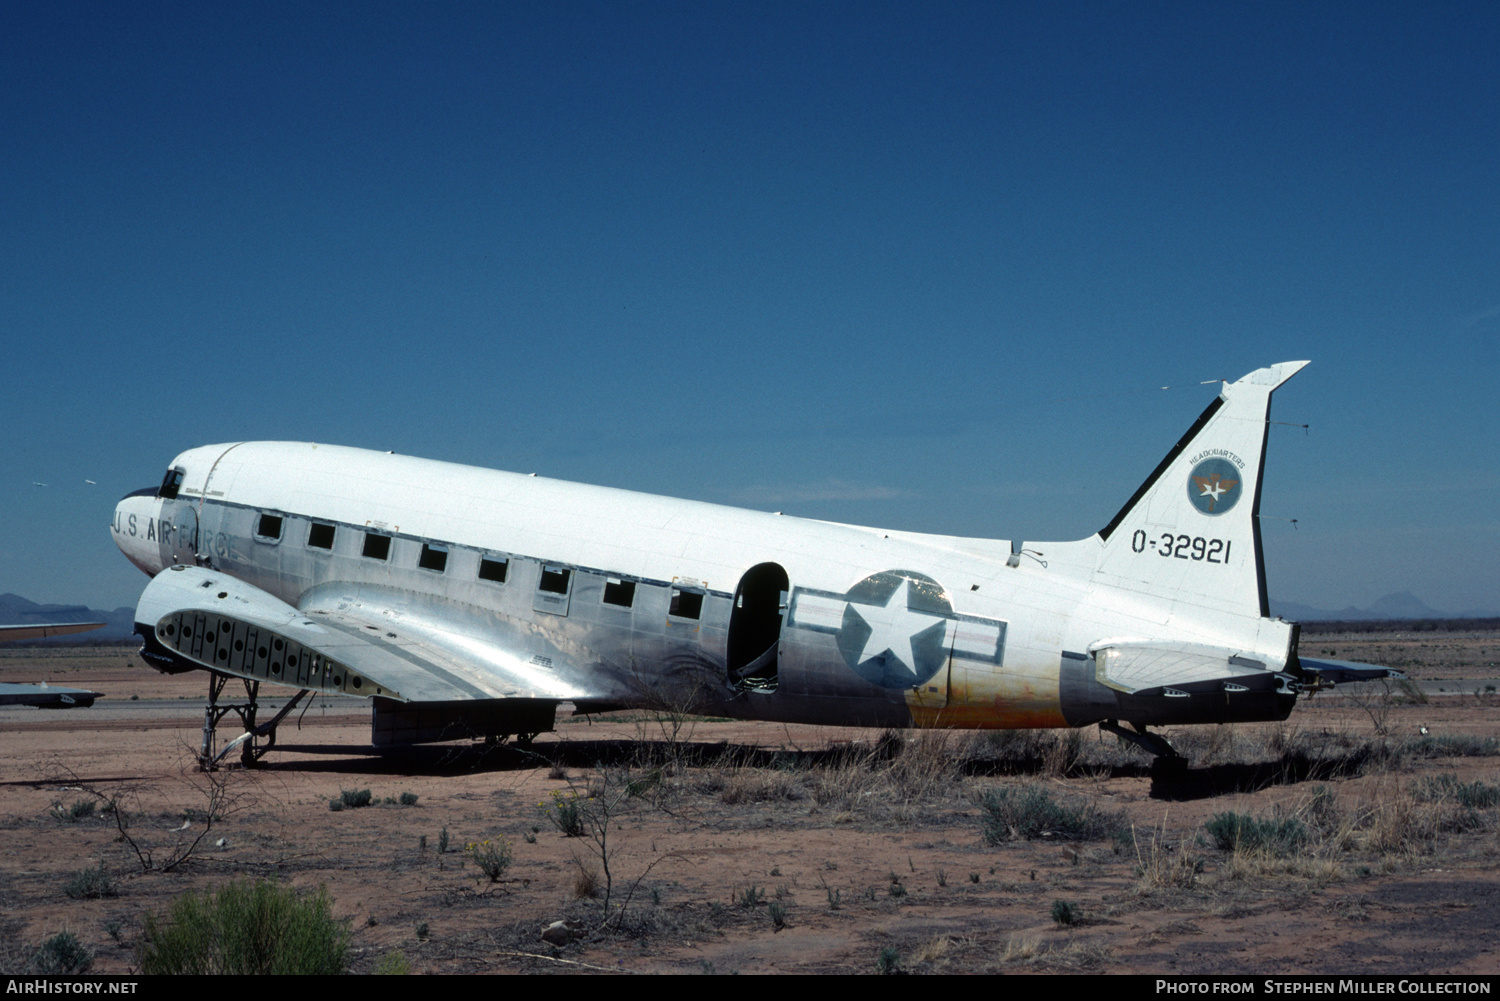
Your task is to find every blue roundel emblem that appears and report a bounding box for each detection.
[835,571,952,689]
[1187,458,1242,515]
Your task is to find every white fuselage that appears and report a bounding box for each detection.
[112,440,1298,734]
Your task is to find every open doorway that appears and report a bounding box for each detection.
[726,562,788,692]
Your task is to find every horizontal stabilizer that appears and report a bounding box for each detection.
[1298,657,1406,685]
[1089,640,1274,695]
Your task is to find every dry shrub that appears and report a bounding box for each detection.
[1204,812,1309,854]
[31,931,92,975]
[1361,786,1431,855]
[1260,722,1294,757]
[139,880,348,975]
[979,784,1126,843]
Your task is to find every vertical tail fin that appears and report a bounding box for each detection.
[1092,361,1309,620]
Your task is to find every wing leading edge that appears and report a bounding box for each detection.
[134,565,610,704]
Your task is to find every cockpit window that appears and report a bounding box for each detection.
[158,467,185,500]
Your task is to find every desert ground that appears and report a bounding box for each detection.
[1,628,1497,976]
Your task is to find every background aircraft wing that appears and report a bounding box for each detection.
[0,622,106,708]
[135,565,609,703]
[0,682,102,708]
[0,622,105,642]
[1296,657,1407,685]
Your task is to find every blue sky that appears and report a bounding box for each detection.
[2,2,1496,614]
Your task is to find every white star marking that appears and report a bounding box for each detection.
[849,579,946,671]
[1198,479,1227,503]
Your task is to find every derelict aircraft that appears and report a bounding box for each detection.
[111,361,1392,767]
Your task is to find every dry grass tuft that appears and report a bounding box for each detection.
[571,859,601,899]
[996,935,1110,969]
[998,933,1042,963]
[716,767,803,805]
[912,934,956,964]
[1132,820,1202,893]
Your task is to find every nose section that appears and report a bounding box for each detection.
[112,489,163,576]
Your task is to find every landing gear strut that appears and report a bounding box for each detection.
[1099,720,1184,763]
[198,671,310,770]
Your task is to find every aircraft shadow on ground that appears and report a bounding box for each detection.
[248,738,1386,803]
[1148,751,1380,801]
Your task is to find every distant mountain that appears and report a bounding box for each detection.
[1271,591,1499,622]
[0,594,136,643]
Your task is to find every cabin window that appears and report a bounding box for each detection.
[602,578,636,607]
[419,543,448,573]
[478,556,508,583]
[362,533,391,560]
[538,566,571,594]
[307,522,336,549]
[255,514,283,541]
[158,467,185,500]
[669,588,703,620]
